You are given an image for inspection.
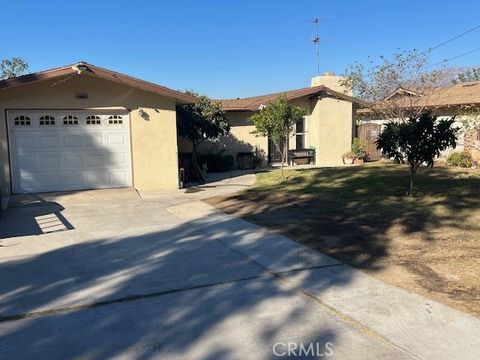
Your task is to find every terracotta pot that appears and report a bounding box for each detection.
[353,158,364,165]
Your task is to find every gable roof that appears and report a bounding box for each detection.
[411,81,480,107]
[383,87,426,101]
[0,62,196,104]
[219,85,367,111]
[361,81,480,113]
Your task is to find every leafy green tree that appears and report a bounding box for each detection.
[177,92,229,182]
[249,95,307,180]
[0,57,29,79]
[376,114,458,196]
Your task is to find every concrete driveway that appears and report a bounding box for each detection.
[0,181,479,359]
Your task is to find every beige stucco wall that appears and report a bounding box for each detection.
[196,111,269,167]
[312,97,354,165]
[204,95,354,167]
[287,96,353,165]
[0,74,179,198]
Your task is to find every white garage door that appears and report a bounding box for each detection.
[8,110,133,194]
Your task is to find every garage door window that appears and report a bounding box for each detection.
[14,116,31,126]
[86,115,101,125]
[63,115,79,125]
[108,115,123,124]
[39,116,55,126]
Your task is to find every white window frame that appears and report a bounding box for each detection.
[295,117,307,149]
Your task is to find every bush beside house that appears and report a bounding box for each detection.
[447,151,473,168]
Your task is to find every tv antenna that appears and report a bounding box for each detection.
[311,17,320,75]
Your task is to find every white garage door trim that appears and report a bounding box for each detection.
[7,110,133,194]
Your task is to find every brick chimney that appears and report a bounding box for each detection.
[310,72,352,95]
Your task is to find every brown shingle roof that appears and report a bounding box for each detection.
[412,81,480,107]
[219,85,367,111]
[0,62,196,104]
[360,81,480,113]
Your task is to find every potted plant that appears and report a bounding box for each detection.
[342,151,355,164]
[351,138,367,165]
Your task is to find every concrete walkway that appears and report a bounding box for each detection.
[0,178,479,359]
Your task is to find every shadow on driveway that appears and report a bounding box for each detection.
[0,211,400,359]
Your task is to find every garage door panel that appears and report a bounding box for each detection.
[85,152,106,166]
[38,135,60,148]
[107,133,127,145]
[86,171,109,186]
[64,151,84,168]
[13,135,35,150]
[9,111,132,194]
[110,171,128,185]
[36,152,61,170]
[64,172,85,186]
[20,173,62,192]
[84,133,104,147]
[14,152,36,170]
[109,152,128,165]
[63,135,83,148]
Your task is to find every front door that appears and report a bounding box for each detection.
[357,123,382,161]
[268,136,287,163]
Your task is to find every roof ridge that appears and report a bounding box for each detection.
[217,85,326,101]
[0,62,196,103]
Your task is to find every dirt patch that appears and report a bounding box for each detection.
[206,189,480,317]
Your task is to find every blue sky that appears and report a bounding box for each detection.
[1,0,479,98]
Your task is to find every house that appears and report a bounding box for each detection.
[0,64,366,206]
[181,73,366,167]
[357,81,480,161]
[0,62,195,206]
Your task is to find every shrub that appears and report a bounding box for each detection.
[447,151,473,168]
[197,151,234,172]
[252,146,265,169]
[342,151,355,159]
[351,138,367,159]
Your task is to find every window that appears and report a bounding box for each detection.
[63,115,79,125]
[295,117,306,149]
[86,115,101,125]
[39,115,55,125]
[108,115,123,124]
[14,116,31,126]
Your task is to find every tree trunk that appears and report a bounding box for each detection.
[191,142,197,164]
[409,165,416,197]
[280,151,285,181]
[188,142,205,183]
[273,139,286,181]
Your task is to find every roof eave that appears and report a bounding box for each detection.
[0,62,197,104]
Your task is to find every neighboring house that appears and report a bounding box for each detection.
[180,73,366,167]
[0,62,195,205]
[357,81,480,161]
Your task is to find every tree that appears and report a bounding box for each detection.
[249,95,307,180]
[453,67,480,84]
[376,113,458,197]
[341,49,450,121]
[177,92,229,182]
[0,57,29,79]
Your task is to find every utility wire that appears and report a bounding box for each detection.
[428,24,480,52]
[358,24,480,79]
[425,47,480,69]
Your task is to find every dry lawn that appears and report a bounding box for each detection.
[206,162,480,317]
